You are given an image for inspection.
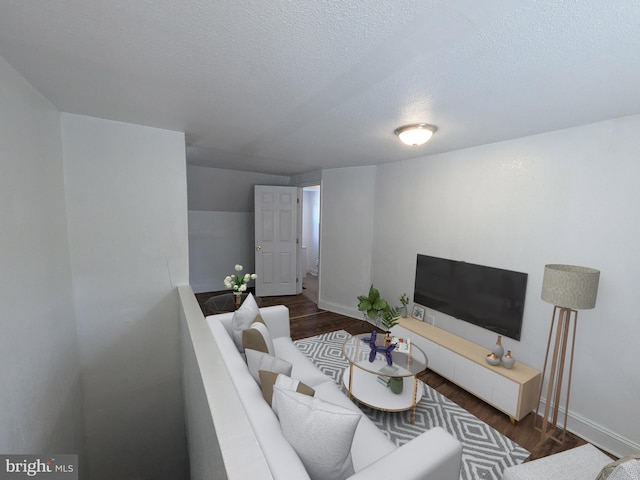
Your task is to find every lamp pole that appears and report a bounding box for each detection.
[535,305,578,442]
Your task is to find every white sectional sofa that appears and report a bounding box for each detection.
[205,302,463,480]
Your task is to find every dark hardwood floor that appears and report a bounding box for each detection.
[196,290,592,462]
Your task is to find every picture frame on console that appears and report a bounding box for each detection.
[412,305,425,321]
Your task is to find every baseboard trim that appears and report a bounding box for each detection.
[539,399,640,457]
[316,300,360,321]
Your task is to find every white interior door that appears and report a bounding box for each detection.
[254,185,299,296]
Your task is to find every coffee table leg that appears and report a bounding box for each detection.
[411,376,418,424]
[348,364,354,399]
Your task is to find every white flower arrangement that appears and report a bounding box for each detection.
[224,264,257,293]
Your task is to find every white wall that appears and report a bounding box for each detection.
[369,115,640,456]
[189,210,255,293]
[187,166,290,293]
[318,166,376,317]
[61,114,189,479]
[0,57,85,460]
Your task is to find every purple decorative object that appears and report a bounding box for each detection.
[362,331,395,365]
[362,330,377,344]
[369,347,378,363]
[382,343,396,366]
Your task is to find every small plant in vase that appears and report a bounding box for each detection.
[399,293,409,317]
[380,305,400,347]
[224,264,257,308]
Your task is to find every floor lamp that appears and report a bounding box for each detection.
[535,264,600,443]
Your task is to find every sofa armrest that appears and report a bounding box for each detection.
[258,305,291,339]
[348,427,462,480]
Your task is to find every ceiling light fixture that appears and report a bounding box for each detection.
[394,124,438,146]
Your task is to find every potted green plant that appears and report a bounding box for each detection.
[357,284,388,321]
[399,293,409,317]
[380,305,400,331]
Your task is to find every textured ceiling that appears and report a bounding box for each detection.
[1,0,640,176]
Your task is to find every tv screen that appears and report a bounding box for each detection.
[414,254,527,341]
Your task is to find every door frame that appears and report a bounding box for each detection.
[298,182,322,302]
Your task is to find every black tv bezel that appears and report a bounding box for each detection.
[413,254,527,341]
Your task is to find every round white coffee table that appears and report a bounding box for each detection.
[342,333,428,423]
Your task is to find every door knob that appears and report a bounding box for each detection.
[256,245,262,251]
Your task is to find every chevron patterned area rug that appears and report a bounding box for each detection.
[294,330,530,480]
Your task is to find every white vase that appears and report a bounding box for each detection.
[502,351,516,369]
[491,335,504,359]
[233,292,242,309]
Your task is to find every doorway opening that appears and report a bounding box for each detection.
[301,185,320,304]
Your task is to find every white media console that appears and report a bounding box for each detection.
[394,316,541,422]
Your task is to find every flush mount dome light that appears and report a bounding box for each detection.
[394,123,437,146]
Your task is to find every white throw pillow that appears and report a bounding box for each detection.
[608,461,640,480]
[231,293,259,351]
[597,453,640,480]
[245,349,292,385]
[242,320,274,355]
[273,387,361,480]
[258,370,314,409]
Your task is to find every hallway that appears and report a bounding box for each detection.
[301,273,318,304]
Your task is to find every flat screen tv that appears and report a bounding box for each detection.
[413,254,528,341]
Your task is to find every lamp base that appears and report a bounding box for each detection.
[534,306,578,444]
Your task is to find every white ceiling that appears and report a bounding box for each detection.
[2,1,640,176]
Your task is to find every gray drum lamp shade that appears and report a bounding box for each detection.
[541,264,600,310]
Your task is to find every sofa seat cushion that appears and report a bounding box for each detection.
[313,381,396,472]
[272,337,334,387]
[274,387,361,480]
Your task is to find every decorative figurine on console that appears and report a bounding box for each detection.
[362,330,396,366]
